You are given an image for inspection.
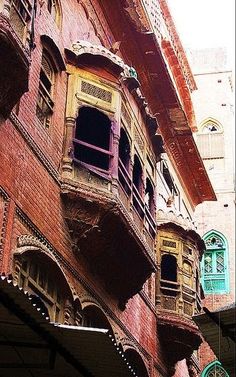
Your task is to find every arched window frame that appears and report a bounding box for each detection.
[201,230,229,294]
[14,253,71,322]
[197,118,224,160]
[201,360,229,377]
[37,49,57,127]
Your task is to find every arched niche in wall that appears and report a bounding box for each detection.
[82,304,115,336]
[13,249,75,323]
[124,348,149,377]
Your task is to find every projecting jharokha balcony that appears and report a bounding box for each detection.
[155,226,205,369]
[0,0,32,118]
[61,105,158,308]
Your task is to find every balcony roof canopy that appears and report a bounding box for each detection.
[0,276,138,377]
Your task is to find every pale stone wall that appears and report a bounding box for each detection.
[189,48,235,303]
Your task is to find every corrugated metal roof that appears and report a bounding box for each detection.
[0,276,138,377]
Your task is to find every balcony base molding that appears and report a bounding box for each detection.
[157,311,202,372]
[61,180,156,308]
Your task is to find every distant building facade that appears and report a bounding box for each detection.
[189,48,235,376]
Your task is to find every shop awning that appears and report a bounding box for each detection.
[193,305,236,377]
[0,276,137,377]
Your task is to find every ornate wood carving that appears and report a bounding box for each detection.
[124,0,151,33]
[62,188,156,308]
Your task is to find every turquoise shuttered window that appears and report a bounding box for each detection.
[202,361,229,377]
[201,231,229,294]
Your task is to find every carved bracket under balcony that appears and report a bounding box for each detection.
[157,312,202,373]
[61,189,156,309]
[0,13,30,118]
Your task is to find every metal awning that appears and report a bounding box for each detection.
[193,305,236,377]
[0,276,137,377]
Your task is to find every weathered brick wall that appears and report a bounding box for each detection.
[0,1,167,375]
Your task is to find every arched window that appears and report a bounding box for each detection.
[47,0,61,28]
[14,253,72,322]
[201,231,229,294]
[161,254,178,297]
[124,349,149,377]
[74,106,113,174]
[202,361,229,377]
[37,50,56,127]
[197,119,224,159]
[118,128,131,195]
[82,305,114,335]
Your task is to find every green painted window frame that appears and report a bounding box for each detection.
[201,360,229,377]
[201,231,229,294]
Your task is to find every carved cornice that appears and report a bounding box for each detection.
[159,0,196,93]
[161,40,196,131]
[164,135,216,207]
[156,209,197,231]
[10,113,59,183]
[124,0,151,33]
[65,40,139,89]
[156,219,205,256]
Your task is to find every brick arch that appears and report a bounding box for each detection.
[124,348,150,377]
[13,234,74,300]
[81,304,116,339]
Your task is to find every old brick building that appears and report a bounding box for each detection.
[0,1,216,376]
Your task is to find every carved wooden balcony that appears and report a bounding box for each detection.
[61,167,157,309]
[155,225,205,371]
[0,0,31,118]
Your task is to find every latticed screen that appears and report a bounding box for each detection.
[202,234,227,293]
[206,364,228,377]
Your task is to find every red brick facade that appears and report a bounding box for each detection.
[0,1,216,376]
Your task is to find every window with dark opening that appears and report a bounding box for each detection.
[132,155,144,218]
[82,305,114,335]
[161,254,178,296]
[118,128,131,195]
[74,107,112,173]
[37,51,55,127]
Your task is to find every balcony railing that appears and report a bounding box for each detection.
[159,279,201,317]
[9,0,32,43]
[118,159,156,240]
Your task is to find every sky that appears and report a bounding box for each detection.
[167,0,235,68]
